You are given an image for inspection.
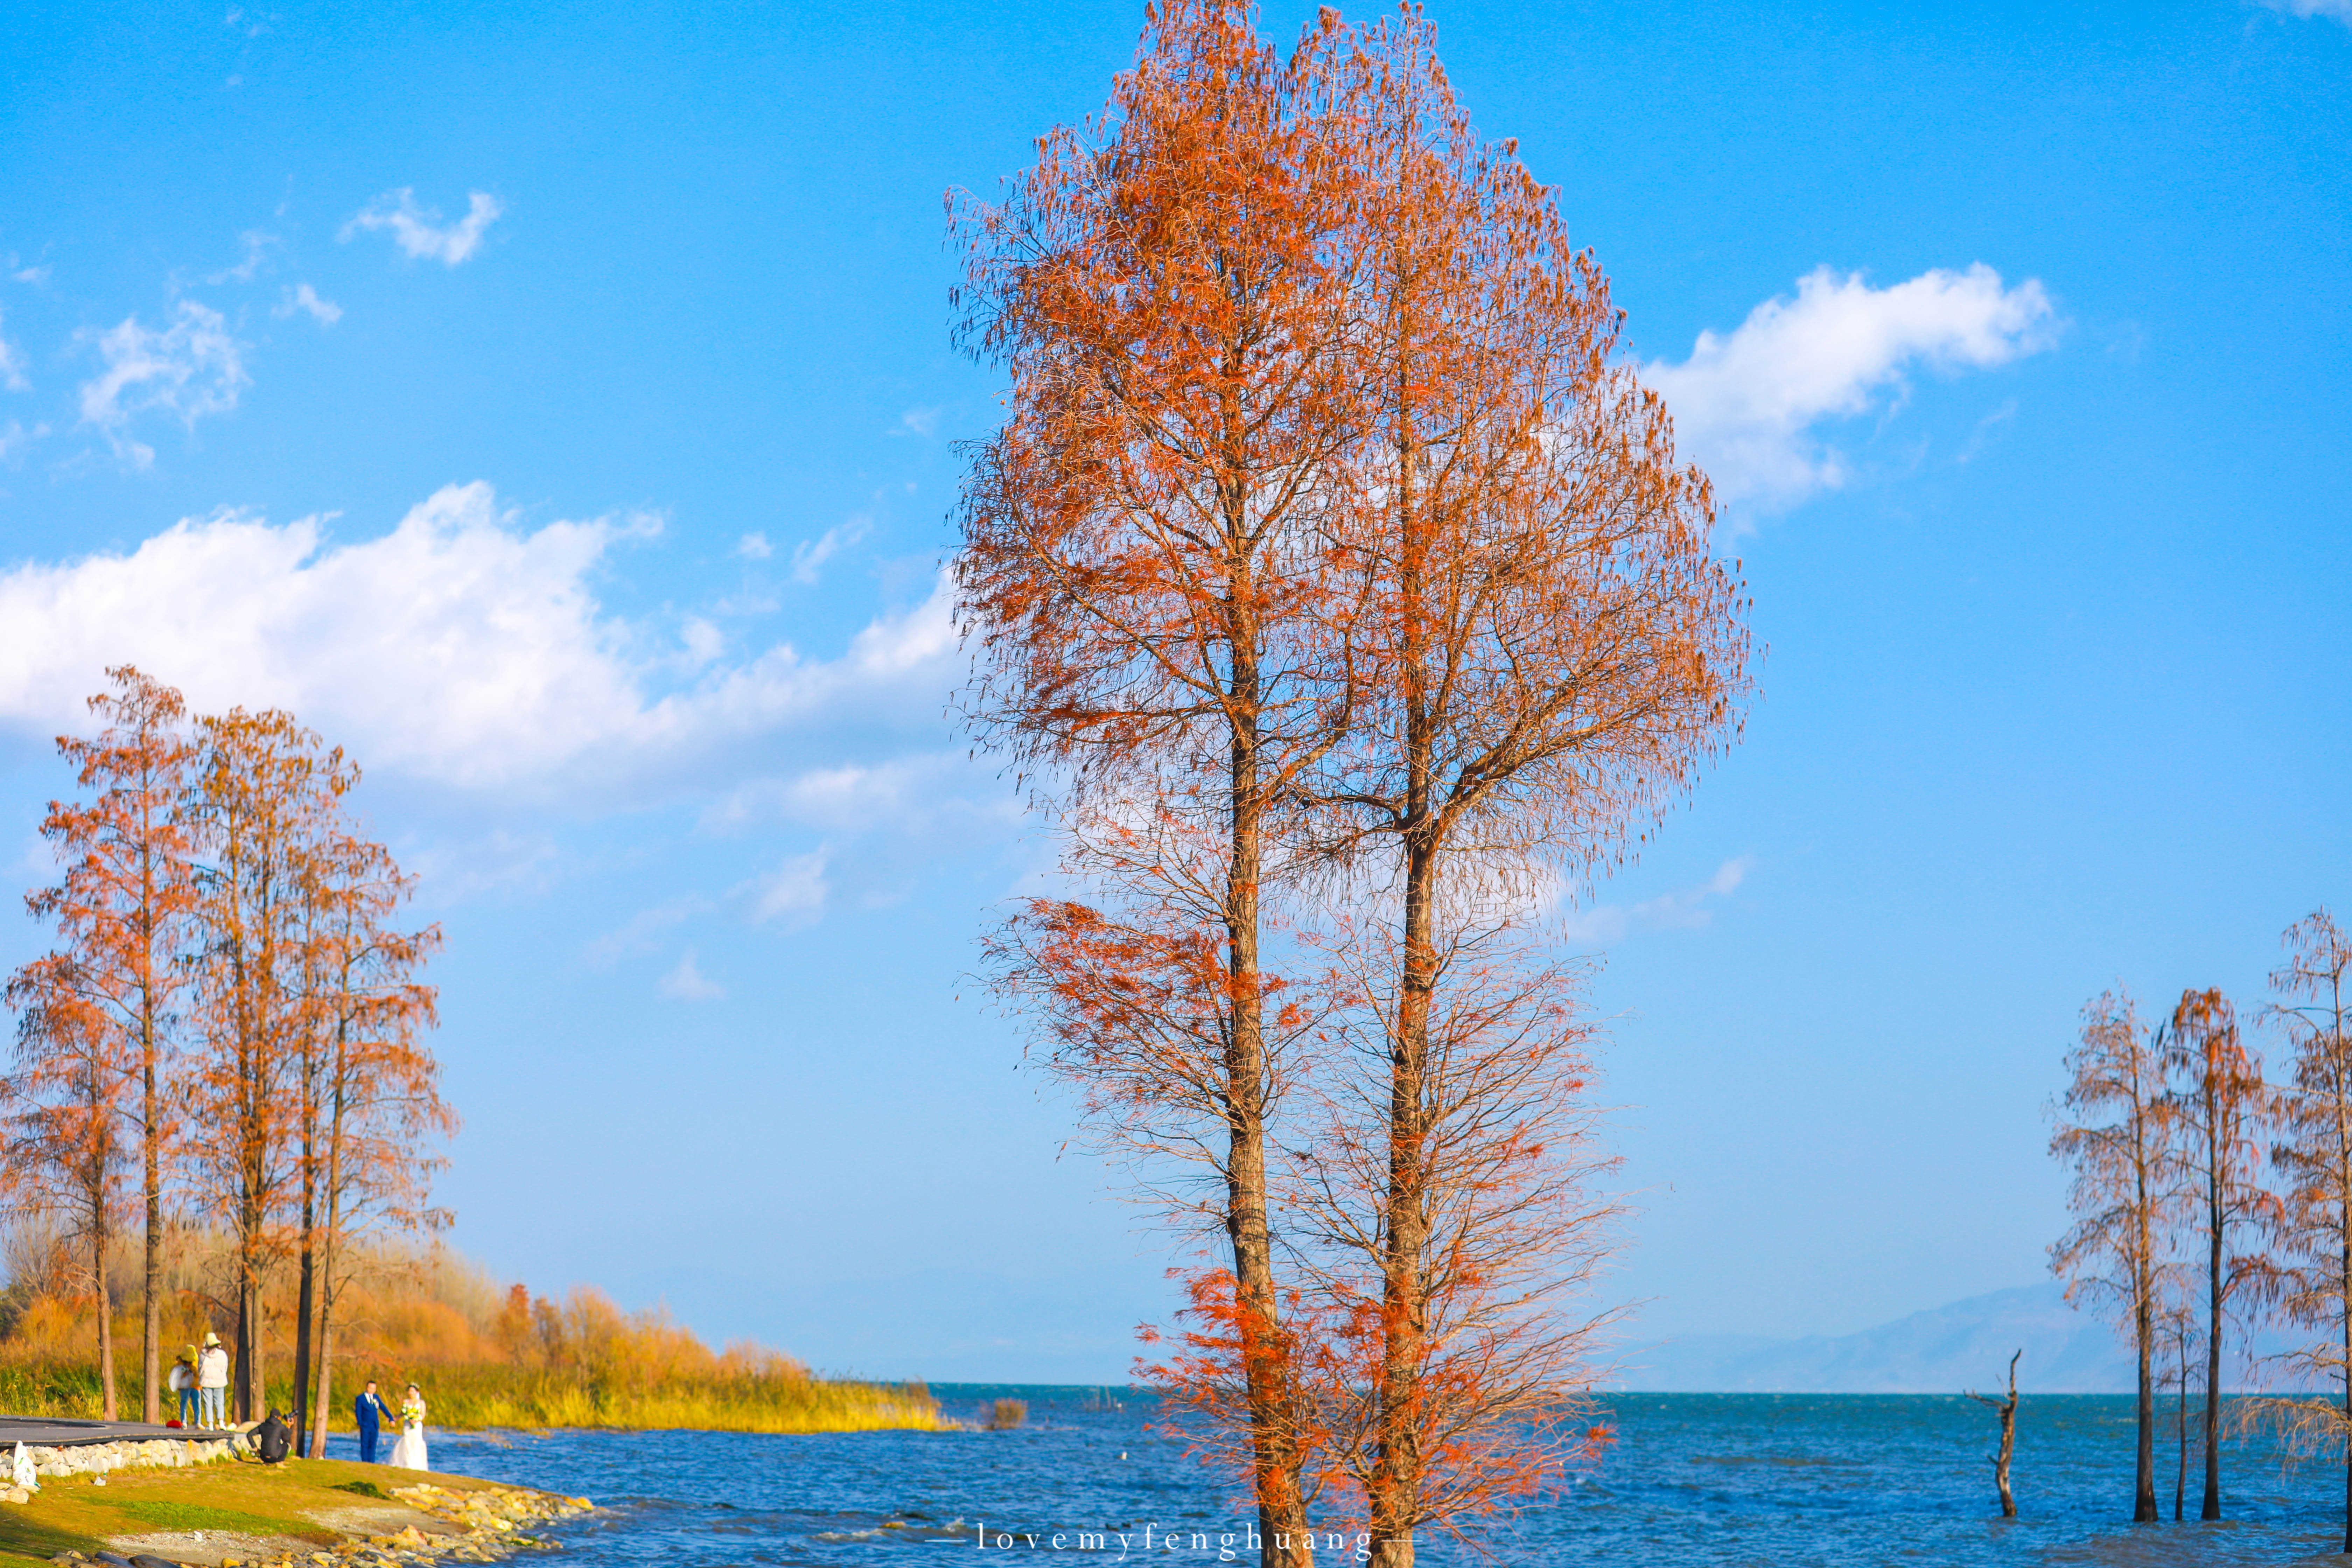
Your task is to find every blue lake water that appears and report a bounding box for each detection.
[323,1387,2352,1565]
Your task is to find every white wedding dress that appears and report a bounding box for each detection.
[388,1406,429,1471]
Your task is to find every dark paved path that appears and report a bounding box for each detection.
[0,1417,237,1447]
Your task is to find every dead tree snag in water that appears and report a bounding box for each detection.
[1967,1349,2021,1519]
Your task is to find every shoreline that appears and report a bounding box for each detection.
[0,1446,590,1568]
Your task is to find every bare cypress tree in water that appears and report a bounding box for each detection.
[2259,911,2352,1551]
[2051,989,2172,1522]
[2162,986,2275,1521]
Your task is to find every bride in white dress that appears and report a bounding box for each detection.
[387,1384,430,1471]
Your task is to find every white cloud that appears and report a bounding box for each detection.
[1644,264,2056,512]
[75,301,251,467]
[209,230,278,285]
[2257,0,2352,19]
[0,308,28,391]
[792,516,869,585]
[750,849,829,928]
[342,189,504,266]
[736,532,773,560]
[678,616,724,669]
[1559,856,1753,945]
[273,283,342,325]
[0,482,961,799]
[700,753,996,836]
[894,405,941,438]
[588,895,713,963]
[659,950,726,1001]
[0,420,49,463]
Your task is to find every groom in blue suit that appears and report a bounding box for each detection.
[354,1381,393,1463]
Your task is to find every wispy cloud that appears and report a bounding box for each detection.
[1644,264,2056,513]
[0,482,962,799]
[208,229,278,285]
[736,532,773,561]
[1559,856,1754,945]
[74,301,251,468]
[342,189,504,266]
[659,950,726,1001]
[699,753,999,836]
[588,895,713,964]
[750,849,829,928]
[791,516,869,585]
[0,307,27,391]
[0,420,48,463]
[2256,0,2352,20]
[272,282,342,325]
[893,405,941,438]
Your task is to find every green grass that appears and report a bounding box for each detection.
[94,1497,328,1538]
[0,1457,474,1568]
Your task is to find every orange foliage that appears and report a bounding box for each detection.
[960,4,1746,1562]
[954,4,1372,1557]
[5,672,452,1446]
[6,668,198,1421]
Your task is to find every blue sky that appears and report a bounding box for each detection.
[0,0,2345,1382]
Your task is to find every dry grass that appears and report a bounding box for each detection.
[0,1227,942,1434]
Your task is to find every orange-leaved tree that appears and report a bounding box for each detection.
[2161,985,2275,1521]
[184,707,354,1423]
[985,804,1339,1532]
[953,2,1365,1555]
[0,976,131,1418]
[1300,13,1748,1560]
[1289,908,1621,1556]
[296,830,449,1457]
[12,666,197,1421]
[2260,909,2352,1548]
[2050,987,2175,1522]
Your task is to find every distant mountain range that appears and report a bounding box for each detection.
[1618,1283,2314,1394]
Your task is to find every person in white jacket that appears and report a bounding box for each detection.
[196,1332,230,1429]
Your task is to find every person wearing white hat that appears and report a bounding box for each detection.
[195,1332,230,1429]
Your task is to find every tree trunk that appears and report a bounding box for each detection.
[2174,1353,2187,1521]
[293,1080,318,1454]
[141,1017,162,1426]
[94,1222,117,1422]
[292,1235,315,1455]
[234,1229,264,1425]
[1370,832,1434,1568]
[309,1292,334,1461]
[1370,374,1430,1568]
[1221,507,1312,1568]
[1993,1405,2016,1519]
[2134,1284,2156,1519]
[309,1026,350,1459]
[2203,1170,2222,1520]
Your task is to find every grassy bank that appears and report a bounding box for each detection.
[0,1453,576,1568]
